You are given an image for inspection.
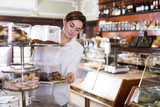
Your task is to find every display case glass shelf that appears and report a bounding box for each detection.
[29,43,64,47]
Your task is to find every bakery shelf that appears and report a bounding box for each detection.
[0,42,29,47]
[29,43,64,47]
[3,86,40,92]
[1,66,40,73]
[0,43,64,47]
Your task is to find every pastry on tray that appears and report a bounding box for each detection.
[40,71,68,82]
[3,72,40,91]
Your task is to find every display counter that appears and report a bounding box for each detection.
[70,66,159,107]
[125,85,160,107]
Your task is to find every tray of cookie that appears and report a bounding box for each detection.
[40,71,69,83]
[37,64,68,83]
[0,21,31,46]
[1,66,40,91]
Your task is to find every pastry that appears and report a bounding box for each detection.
[22,75,29,82]
[3,74,39,91]
[40,71,67,82]
[21,87,31,91]
[9,87,20,91]
[28,73,36,80]
[0,26,28,43]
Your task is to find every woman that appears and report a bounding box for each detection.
[30,11,86,106]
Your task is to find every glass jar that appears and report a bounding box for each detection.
[30,25,61,44]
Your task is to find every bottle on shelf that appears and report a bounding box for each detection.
[136,0,140,12]
[99,5,102,17]
[150,0,154,10]
[103,5,107,17]
[121,1,126,15]
[141,0,145,12]
[117,3,121,15]
[112,2,116,16]
[99,5,104,17]
[104,5,110,17]
[125,0,129,13]
[136,0,144,12]
[144,0,150,11]
[112,2,121,16]
[154,0,159,10]
[159,0,160,9]
[150,0,159,10]
[107,5,111,16]
[126,0,134,14]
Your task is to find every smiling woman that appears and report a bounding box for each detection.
[61,11,86,44]
[30,11,86,107]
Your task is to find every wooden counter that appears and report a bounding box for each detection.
[70,69,159,107]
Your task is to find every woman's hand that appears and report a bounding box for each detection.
[66,72,74,83]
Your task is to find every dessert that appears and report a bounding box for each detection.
[40,71,67,82]
[2,72,40,91]
[0,25,28,44]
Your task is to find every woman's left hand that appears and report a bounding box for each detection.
[66,72,74,83]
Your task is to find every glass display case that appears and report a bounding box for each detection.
[127,85,160,107]
[124,53,160,107]
[0,22,63,107]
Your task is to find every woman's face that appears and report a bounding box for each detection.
[63,19,83,39]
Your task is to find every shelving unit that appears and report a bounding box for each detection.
[99,0,160,107]
[1,45,40,107]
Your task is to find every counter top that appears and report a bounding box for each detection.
[101,70,159,80]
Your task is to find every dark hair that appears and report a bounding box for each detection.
[65,11,86,29]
